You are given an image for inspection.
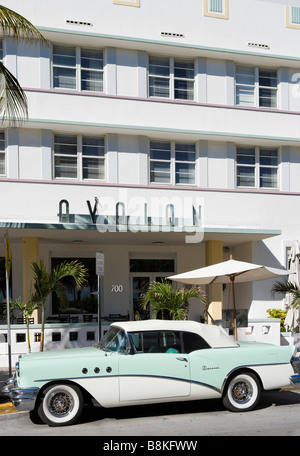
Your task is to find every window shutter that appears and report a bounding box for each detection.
[210,0,223,13]
[291,6,300,24]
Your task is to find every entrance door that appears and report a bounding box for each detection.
[130,258,175,320]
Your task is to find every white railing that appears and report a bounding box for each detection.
[0,322,110,369]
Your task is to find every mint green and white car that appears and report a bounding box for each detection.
[3,320,300,426]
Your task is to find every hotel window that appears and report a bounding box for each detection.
[204,0,228,19]
[291,7,300,24]
[236,66,277,108]
[148,56,194,100]
[236,147,278,189]
[51,257,98,314]
[150,141,196,185]
[54,134,105,180]
[53,45,104,92]
[286,6,300,28]
[0,132,5,176]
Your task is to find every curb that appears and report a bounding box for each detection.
[0,402,18,415]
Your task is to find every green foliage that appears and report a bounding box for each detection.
[31,259,88,351]
[0,5,47,124]
[10,298,39,352]
[272,279,300,309]
[139,279,212,322]
[266,308,287,332]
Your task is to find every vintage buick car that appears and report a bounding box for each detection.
[3,319,300,426]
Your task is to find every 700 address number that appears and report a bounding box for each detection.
[111,285,124,292]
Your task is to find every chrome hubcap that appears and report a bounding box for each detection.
[49,392,73,417]
[231,380,252,404]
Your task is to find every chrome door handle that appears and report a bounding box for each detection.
[176,357,188,362]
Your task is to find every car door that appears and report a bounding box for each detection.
[118,330,191,403]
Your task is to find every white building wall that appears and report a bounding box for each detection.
[1,0,300,334]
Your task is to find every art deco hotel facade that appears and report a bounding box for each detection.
[1,0,300,334]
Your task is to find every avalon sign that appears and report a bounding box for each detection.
[58,194,204,242]
[57,192,204,243]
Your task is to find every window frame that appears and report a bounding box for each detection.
[203,0,229,19]
[148,55,195,101]
[113,0,140,6]
[149,140,197,186]
[235,65,278,109]
[236,146,279,190]
[53,133,106,181]
[286,5,300,29]
[52,44,104,93]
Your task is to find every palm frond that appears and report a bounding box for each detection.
[49,260,88,290]
[272,279,300,308]
[0,62,27,124]
[272,279,298,295]
[0,6,48,125]
[0,6,47,44]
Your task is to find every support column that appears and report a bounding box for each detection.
[22,237,39,323]
[205,240,223,323]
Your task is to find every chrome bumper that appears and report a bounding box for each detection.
[290,374,300,388]
[1,376,39,412]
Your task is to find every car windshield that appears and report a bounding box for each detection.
[95,327,128,353]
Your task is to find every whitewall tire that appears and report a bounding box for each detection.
[223,372,261,412]
[37,383,84,426]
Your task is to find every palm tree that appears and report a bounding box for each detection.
[31,260,88,351]
[139,279,211,321]
[10,298,38,352]
[0,5,47,123]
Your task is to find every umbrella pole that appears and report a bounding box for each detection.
[231,276,238,341]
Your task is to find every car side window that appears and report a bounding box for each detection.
[182,332,210,353]
[129,331,183,353]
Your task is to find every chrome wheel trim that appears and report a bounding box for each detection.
[227,374,258,410]
[230,379,253,404]
[48,390,74,418]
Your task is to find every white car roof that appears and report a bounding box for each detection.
[111,319,238,348]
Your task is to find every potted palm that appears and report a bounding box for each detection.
[139,279,214,322]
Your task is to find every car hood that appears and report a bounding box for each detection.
[20,346,106,363]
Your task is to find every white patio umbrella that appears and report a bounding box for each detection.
[168,257,289,340]
[284,241,300,333]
